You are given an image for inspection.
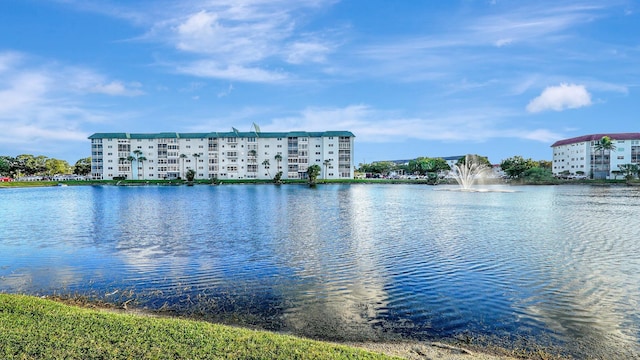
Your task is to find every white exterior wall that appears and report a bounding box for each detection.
[90,132,354,181]
[610,139,640,176]
[551,141,590,175]
[551,135,640,179]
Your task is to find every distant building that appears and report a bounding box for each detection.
[381,156,464,168]
[550,133,640,179]
[89,130,355,180]
[374,156,465,177]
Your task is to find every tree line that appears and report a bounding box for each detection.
[0,154,91,178]
[357,154,556,182]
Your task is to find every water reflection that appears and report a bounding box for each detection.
[1,184,639,358]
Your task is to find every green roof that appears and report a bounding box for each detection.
[89,131,355,139]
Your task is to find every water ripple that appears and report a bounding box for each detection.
[1,184,639,358]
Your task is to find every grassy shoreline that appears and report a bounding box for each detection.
[0,294,568,359]
[0,294,399,360]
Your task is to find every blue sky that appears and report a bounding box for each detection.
[0,0,638,165]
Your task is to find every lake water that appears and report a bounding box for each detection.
[1,184,639,358]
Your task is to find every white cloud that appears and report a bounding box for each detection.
[66,68,144,96]
[177,60,287,82]
[0,51,22,73]
[169,6,288,62]
[0,51,140,159]
[123,0,340,82]
[495,38,513,47]
[350,2,618,83]
[0,72,50,113]
[266,104,560,144]
[470,3,607,46]
[286,41,331,64]
[526,83,592,113]
[90,81,144,96]
[177,10,218,40]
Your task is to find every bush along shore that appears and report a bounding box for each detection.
[2,177,639,188]
[0,294,399,360]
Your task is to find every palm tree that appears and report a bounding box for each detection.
[593,136,616,179]
[323,159,331,182]
[274,154,282,173]
[133,150,142,179]
[179,154,188,179]
[262,159,271,178]
[126,155,136,180]
[192,153,201,180]
[138,156,147,180]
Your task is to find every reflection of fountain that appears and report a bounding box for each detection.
[451,155,491,191]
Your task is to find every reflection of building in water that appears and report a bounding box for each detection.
[274,187,391,340]
[517,197,640,358]
[88,130,354,181]
[521,254,640,356]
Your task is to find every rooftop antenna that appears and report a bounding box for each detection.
[252,122,261,137]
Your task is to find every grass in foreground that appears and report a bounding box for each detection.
[0,294,398,360]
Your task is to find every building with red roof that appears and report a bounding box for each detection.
[551,133,640,179]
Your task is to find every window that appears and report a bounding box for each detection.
[632,146,640,163]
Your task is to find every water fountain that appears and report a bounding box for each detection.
[451,154,491,191]
[444,154,513,192]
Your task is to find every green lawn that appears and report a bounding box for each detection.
[0,294,398,360]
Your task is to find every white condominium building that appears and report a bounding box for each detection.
[89,130,355,181]
[551,133,640,179]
